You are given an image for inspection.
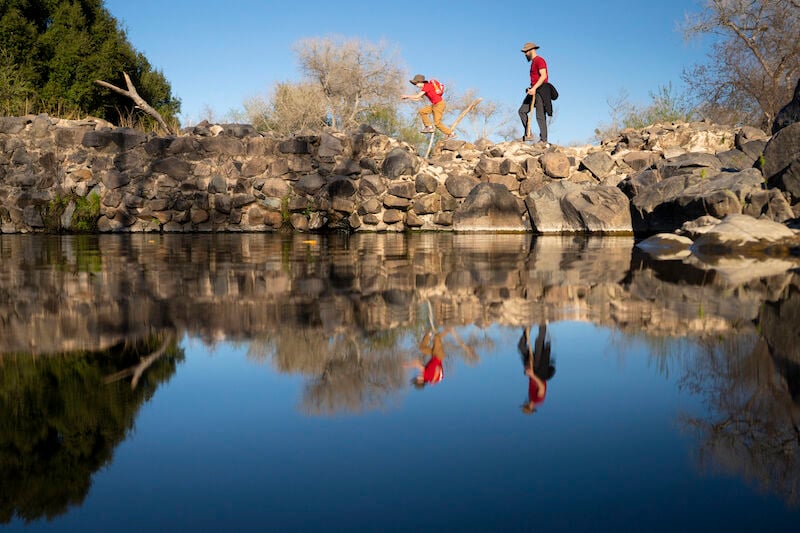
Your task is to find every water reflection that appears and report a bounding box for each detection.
[678,287,800,506]
[0,334,184,524]
[0,232,799,523]
[519,323,555,414]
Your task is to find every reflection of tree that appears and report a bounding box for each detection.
[247,315,494,415]
[678,294,800,506]
[301,336,408,416]
[0,333,184,524]
[249,328,410,415]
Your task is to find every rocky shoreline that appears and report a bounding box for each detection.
[0,115,798,243]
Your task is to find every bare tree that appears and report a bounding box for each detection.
[293,35,405,130]
[682,0,800,128]
[244,81,327,135]
[449,88,514,142]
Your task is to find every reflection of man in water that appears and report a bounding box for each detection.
[408,328,452,388]
[519,323,556,413]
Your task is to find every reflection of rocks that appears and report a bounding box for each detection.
[637,214,800,286]
[679,328,800,507]
[3,233,797,360]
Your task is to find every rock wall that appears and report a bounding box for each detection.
[1,115,798,234]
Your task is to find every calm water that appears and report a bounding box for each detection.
[1,233,799,532]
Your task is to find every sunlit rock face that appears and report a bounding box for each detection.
[1,116,798,235]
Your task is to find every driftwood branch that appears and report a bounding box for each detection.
[95,72,174,135]
[425,98,482,159]
[104,332,176,390]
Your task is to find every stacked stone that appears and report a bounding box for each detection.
[1,115,799,235]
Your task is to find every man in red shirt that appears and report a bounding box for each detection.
[518,42,549,144]
[519,323,555,414]
[402,74,455,138]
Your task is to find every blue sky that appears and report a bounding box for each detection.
[104,0,710,145]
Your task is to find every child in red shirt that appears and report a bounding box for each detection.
[407,328,452,388]
[401,74,455,138]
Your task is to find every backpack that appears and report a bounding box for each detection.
[430,79,445,95]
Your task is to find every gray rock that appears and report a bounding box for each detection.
[383,195,411,209]
[762,122,800,183]
[771,159,800,202]
[561,185,632,233]
[151,157,192,180]
[326,177,357,198]
[631,169,764,233]
[387,181,415,199]
[772,78,800,134]
[540,152,570,179]
[295,174,326,195]
[383,209,404,224]
[657,152,722,179]
[636,233,693,260]
[359,174,387,197]
[290,213,309,231]
[453,182,524,231]
[526,181,631,234]
[332,159,362,176]
[415,173,439,194]
[278,138,310,154]
[381,148,418,179]
[318,133,344,159]
[199,136,245,156]
[740,139,767,161]
[413,194,441,215]
[208,175,227,193]
[261,178,291,198]
[580,152,615,179]
[0,116,31,134]
[742,189,794,222]
[622,151,659,172]
[102,169,130,189]
[445,174,479,198]
[735,126,768,148]
[716,149,754,171]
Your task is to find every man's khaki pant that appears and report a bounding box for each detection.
[419,101,452,135]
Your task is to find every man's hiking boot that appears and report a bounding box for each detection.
[421,126,435,134]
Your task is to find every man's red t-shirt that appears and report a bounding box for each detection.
[529,56,548,87]
[423,357,444,384]
[528,378,547,405]
[422,82,443,105]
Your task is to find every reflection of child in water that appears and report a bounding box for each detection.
[519,324,556,414]
[407,328,452,388]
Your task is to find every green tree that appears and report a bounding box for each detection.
[0,333,184,524]
[0,0,180,126]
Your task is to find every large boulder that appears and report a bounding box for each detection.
[526,181,631,234]
[631,168,767,233]
[690,213,798,255]
[453,183,524,231]
[762,122,800,201]
[525,181,582,233]
[772,78,800,135]
[381,148,418,179]
[561,185,632,233]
